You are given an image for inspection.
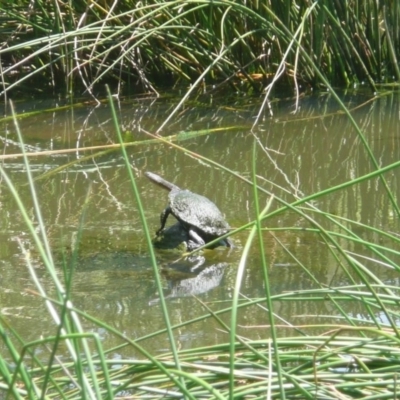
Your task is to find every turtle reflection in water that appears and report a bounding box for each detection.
[148,260,228,305]
[145,171,233,250]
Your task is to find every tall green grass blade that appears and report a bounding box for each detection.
[1,101,102,399]
[251,139,285,398]
[106,86,191,398]
[383,5,400,82]
[229,193,274,398]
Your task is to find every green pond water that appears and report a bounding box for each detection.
[1,90,400,360]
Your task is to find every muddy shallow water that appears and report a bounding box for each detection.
[1,90,400,359]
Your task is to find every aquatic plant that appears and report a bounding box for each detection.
[0,0,399,97]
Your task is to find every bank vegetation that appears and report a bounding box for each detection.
[0,0,399,98]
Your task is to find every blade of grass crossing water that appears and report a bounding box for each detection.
[252,139,285,399]
[8,101,101,399]
[229,193,274,397]
[228,216,258,398]
[106,86,193,399]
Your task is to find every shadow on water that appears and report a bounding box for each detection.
[1,90,400,355]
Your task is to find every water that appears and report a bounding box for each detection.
[1,90,400,359]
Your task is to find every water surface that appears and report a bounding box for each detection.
[1,90,400,360]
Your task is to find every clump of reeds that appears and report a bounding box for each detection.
[0,1,399,97]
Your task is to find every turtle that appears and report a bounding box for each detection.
[145,171,233,250]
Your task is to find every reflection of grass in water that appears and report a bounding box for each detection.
[2,90,400,399]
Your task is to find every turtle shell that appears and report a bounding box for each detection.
[169,189,230,236]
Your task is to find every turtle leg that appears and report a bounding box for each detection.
[157,206,171,235]
[222,237,234,248]
[187,229,206,250]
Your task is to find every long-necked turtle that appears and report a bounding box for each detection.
[145,171,233,249]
